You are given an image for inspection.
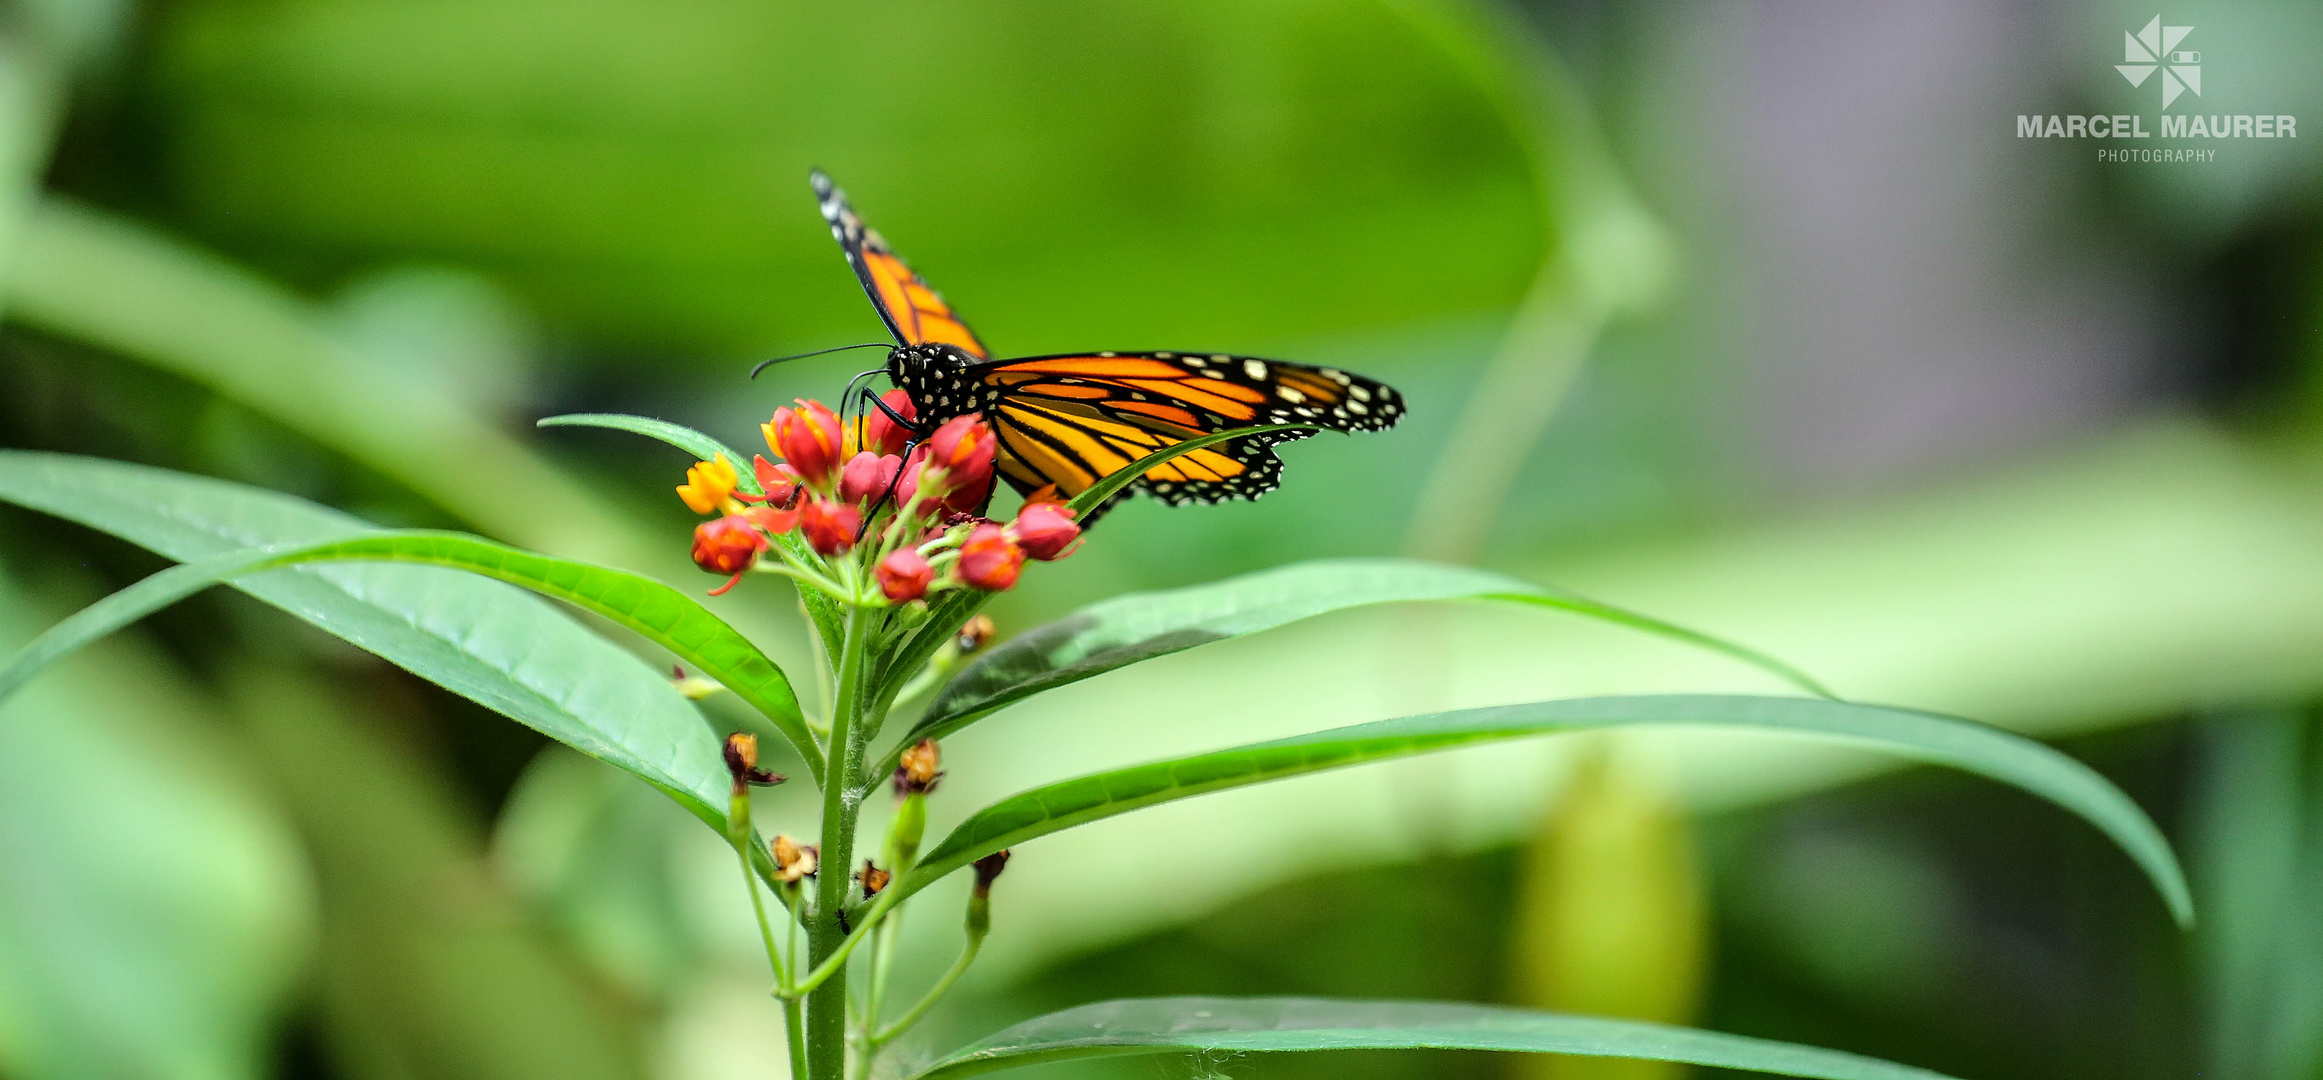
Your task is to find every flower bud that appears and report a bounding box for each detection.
[955,614,997,654]
[888,791,927,868]
[772,834,819,883]
[877,549,933,603]
[671,664,725,700]
[922,414,998,514]
[1009,502,1081,561]
[859,860,892,899]
[972,849,1011,899]
[798,497,861,555]
[894,738,943,796]
[860,389,918,458]
[753,456,804,508]
[723,732,782,793]
[839,451,903,506]
[676,454,740,514]
[956,523,1024,591]
[763,399,843,484]
[692,514,767,576]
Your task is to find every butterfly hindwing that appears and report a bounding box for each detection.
[969,351,1404,512]
[811,170,990,359]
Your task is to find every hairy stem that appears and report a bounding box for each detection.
[806,604,876,1079]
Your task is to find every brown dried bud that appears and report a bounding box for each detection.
[859,860,892,899]
[955,614,997,655]
[771,835,819,883]
[723,732,783,789]
[894,738,944,796]
[971,849,1011,899]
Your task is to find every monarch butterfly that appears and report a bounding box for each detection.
[808,169,1403,518]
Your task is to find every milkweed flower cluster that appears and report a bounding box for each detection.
[676,391,1081,603]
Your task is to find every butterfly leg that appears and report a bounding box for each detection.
[853,436,924,545]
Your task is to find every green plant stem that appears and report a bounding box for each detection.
[737,830,792,990]
[871,930,982,1048]
[784,996,809,1080]
[805,603,874,1080]
[862,901,904,1056]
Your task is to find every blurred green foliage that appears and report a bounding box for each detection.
[3,0,2323,1078]
[144,0,1545,358]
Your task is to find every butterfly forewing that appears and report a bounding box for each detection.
[811,171,990,359]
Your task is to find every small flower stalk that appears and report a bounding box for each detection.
[671,398,1083,606]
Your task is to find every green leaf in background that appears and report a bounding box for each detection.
[905,997,1956,1080]
[0,527,818,787]
[146,0,1546,355]
[228,665,649,1080]
[903,695,2192,926]
[1508,744,1708,1080]
[0,449,738,823]
[901,556,1830,760]
[0,570,309,1080]
[6,198,638,562]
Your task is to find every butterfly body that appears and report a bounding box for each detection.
[814,170,1402,515]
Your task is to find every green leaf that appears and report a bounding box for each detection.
[900,557,1829,759]
[537,411,846,663]
[0,571,310,1080]
[230,666,650,1080]
[906,997,1957,1080]
[0,450,738,826]
[538,413,763,494]
[0,528,820,785]
[904,695,2192,926]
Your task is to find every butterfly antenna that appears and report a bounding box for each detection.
[748,342,893,380]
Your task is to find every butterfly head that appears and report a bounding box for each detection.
[886,343,987,422]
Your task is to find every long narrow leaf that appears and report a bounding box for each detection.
[539,413,764,494]
[903,695,2192,926]
[908,997,1955,1080]
[897,558,1828,761]
[0,451,738,825]
[538,411,846,663]
[0,529,820,783]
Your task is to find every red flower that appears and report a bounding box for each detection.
[799,497,861,555]
[839,451,904,506]
[692,514,766,576]
[920,414,998,515]
[859,389,918,458]
[753,456,804,508]
[877,549,934,602]
[764,399,843,484]
[956,523,1024,591]
[1009,502,1081,561]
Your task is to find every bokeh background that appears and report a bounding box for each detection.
[4,1,2322,1078]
